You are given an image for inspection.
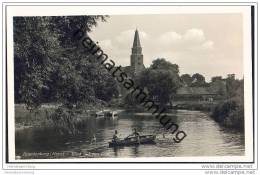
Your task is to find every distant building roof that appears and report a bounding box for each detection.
[176,87,217,95]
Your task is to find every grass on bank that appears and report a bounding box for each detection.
[15,104,103,135]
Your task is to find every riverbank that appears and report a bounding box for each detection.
[211,99,244,130]
[172,101,219,111]
[15,105,53,131]
[172,100,244,131]
[15,104,103,132]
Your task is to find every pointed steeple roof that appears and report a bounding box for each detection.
[133,29,141,48]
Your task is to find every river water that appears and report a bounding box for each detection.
[15,110,244,158]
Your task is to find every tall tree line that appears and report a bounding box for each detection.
[14,16,118,109]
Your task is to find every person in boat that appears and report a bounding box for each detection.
[91,134,96,144]
[126,128,140,143]
[132,128,140,137]
[112,130,119,142]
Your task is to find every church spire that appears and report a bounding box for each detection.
[133,29,141,48]
[130,29,144,76]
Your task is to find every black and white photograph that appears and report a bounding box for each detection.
[13,14,247,159]
[1,2,258,173]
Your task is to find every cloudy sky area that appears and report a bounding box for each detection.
[89,14,243,82]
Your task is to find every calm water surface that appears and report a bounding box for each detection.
[15,110,244,158]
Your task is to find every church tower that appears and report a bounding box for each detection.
[131,29,145,75]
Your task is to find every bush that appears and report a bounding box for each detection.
[49,107,87,135]
[211,100,244,129]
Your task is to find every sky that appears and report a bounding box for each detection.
[89,14,243,82]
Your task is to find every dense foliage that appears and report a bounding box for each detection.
[14,16,118,110]
[180,74,193,86]
[211,78,244,129]
[180,73,207,87]
[137,58,181,105]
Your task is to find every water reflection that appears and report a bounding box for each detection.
[15,110,244,158]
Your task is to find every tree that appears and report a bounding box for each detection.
[180,74,193,86]
[191,73,206,87]
[137,58,180,105]
[211,78,244,129]
[209,76,227,97]
[150,58,179,74]
[14,16,118,109]
[225,74,241,99]
[14,17,61,108]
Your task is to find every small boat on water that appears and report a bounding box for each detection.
[95,110,118,118]
[104,110,118,118]
[108,135,156,147]
[95,111,105,118]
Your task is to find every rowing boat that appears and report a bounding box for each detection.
[108,135,156,147]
